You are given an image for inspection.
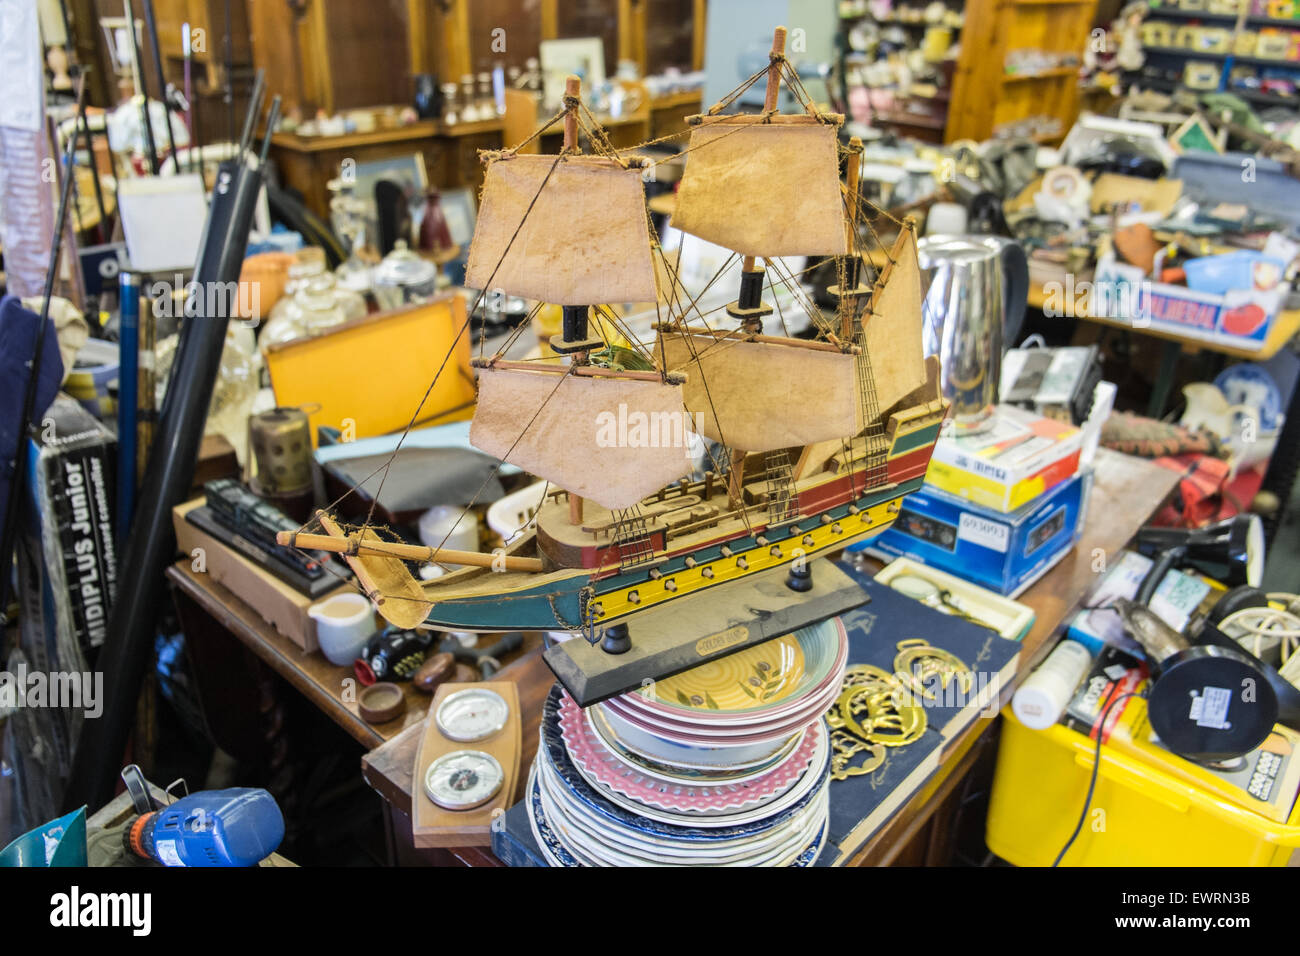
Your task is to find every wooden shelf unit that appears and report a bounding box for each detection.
[947,0,1097,142]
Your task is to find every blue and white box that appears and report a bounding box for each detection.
[863,468,1092,597]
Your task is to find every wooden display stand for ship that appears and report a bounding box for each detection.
[280,28,947,697]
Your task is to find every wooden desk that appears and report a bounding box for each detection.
[165,561,540,749]
[269,119,504,220]
[360,448,1180,866]
[648,91,704,142]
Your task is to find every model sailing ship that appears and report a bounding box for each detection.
[280,28,947,638]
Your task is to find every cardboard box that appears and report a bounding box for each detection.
[869,467,1091,596]
[1095,253,1285,352]
[172,499,350,652]
[24,394,119,655]
[924,404,1083,513]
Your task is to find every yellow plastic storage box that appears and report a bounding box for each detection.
[987,710,1300,866]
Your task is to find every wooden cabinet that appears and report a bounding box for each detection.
[947,0,1098,143]
[90,0,255,143]
[269,119,504,220]
[246,0,411,117]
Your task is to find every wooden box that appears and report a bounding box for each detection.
[172,498,351,652]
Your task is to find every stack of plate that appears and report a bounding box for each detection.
[527,617,847,866]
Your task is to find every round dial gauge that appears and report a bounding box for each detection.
[435,688,509,742]
[424,750,504,810]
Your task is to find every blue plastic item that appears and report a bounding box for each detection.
[1182,251,1286,296]
[0,807,87,867]
[129,788,284,867]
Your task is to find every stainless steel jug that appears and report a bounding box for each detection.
[918,234,1029,433]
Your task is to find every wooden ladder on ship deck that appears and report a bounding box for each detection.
[764,449,798,524]
[611,504,657,570]
[853,329,891,490]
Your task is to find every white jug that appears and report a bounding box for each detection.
[307,592,376,665]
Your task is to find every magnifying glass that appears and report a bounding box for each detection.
[889,573,990,628]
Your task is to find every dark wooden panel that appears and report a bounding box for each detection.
[323,0,412,110]
[645,0,695,74]
[247,0,304,113]
[555,0,619,76]
[469,0,542,75]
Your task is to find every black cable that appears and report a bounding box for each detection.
[1052,690,1143,866]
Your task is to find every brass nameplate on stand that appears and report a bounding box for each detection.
[544,559,869,707]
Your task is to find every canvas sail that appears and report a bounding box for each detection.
[470,367,694,511]
[670,119,846,258]
[656,331,857,452]
[464,154,659,305]
[864,229,928,414]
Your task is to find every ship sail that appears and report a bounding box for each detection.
[470,365,694,511]
[670,117,846,258]
[863,228,928,413]
[655,330,858,452]
[464,154,659,304]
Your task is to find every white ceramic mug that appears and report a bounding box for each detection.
[308,592,376,665]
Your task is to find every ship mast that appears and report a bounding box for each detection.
[547,75,601,527]
[550,75,604,370]
[725,26,787,336]
[831,136,871,341]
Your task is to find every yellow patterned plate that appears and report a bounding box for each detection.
[628,620,841,717]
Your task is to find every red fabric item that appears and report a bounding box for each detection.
[1151,453,1232,528]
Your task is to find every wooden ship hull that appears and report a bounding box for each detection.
[415,400,944,632]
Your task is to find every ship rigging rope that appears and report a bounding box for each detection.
[504,105,568,154]
[284,51,910,611]
[481,297,546,362]
[284,150,569,556]
[291,363,579,609]
[646,232,755,536]
[358,150,570,541]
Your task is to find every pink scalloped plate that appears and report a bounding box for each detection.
[598,675,842,744]
[560,691,823,815]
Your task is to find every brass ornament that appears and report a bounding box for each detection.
[825,661,929,780]
[829,730,886,780]
[892,638,971,702]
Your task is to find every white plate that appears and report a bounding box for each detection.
[595,703,800,768]
[539,759,830,866]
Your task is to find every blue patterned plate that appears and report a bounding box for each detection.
[539,752,827,863]
[527,762,828,867]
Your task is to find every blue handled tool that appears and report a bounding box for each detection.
[124,786,285,867]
